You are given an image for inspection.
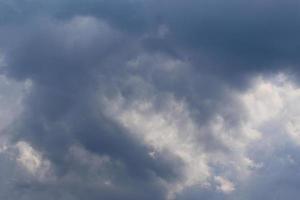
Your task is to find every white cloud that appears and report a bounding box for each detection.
[214,176,235,193]
[16,141,52,180]
[103,93,210,199]
[100,70,300,198]
[241,73,300,146]
[101,83,259,198]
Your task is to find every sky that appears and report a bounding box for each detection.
[1,0,300,199]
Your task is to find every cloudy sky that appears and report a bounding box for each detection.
[1,0,300,199]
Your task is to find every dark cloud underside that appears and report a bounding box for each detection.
[0,0,300,200]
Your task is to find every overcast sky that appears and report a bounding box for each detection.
[1,0,300,199]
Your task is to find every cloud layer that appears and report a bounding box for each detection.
[1,0,300,199]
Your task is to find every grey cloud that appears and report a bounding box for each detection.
[0,15,186,200]
[1,0,300,200]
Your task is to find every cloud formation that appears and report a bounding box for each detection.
[1,0,300,199]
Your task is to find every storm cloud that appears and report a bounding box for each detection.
[1,0,300,199]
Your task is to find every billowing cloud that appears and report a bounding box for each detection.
[1,1,300,200]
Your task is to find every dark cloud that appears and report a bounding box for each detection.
[1,0,300,200]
